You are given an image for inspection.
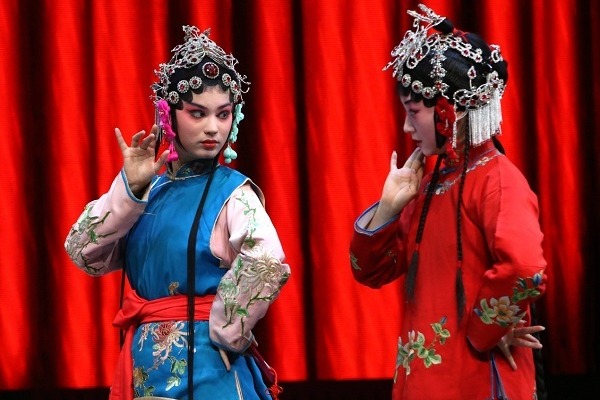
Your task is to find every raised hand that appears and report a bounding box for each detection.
[497,324,545,370]
[115,125,170,197]
[368,148,424,229]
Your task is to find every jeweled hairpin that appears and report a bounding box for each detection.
[385,3,507,146]
[151,26,249,105]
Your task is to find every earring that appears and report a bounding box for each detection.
[223,142,237,164]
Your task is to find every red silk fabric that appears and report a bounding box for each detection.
[0,0,598,389]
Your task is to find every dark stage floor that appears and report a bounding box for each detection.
[0,374,595,399]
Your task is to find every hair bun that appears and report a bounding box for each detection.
[434,18,454,34]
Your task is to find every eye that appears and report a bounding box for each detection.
[189,109,206,118]
[218,110,232,119]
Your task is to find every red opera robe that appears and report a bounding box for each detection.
[350,141,547,400]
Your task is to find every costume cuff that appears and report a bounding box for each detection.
[354,202,398,235]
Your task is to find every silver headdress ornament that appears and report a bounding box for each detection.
[384,4,506,147]
[151,25,250,163]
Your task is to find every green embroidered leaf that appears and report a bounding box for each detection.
[350,252,362,271]
[429,353,442,365]
[236,308,250,317]
[514,291,528,301]
[416,345,428,358]
[166,375,181,391]
[479,313,493,324]
[480,298,491,312]
[424,357,432,368]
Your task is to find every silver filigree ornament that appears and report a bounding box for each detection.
[151,25,249,106]
[384,3,507,147]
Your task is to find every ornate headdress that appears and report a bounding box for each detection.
[151,26,250,163]
[384,4,506,148]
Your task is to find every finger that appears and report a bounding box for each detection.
[115,128,128,152]
[390,151,398,171]
[154,150,170,173]
[415,162,424,182]
[407,149,424,172]
[139,133,156,151]
[498,341,517,371]
[521,334,542,344]
[516,334,543,347]
[130,130,146,147]
[512,337,542,349]
[506,352,517,370]
[219,348,231,371]
[402,148,420,169]
[514,325,545,336]
[404,147,423,168]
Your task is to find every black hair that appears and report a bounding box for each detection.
[165,57,239,153]
[168,57,238,111]
[397,31,508,110]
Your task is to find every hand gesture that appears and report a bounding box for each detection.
[115,125,169,196]
[497,324,545,370]
[368,148,424,228]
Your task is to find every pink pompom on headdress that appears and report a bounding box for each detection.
[156,99,179,162]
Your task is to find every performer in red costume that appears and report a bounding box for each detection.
[350,4,547,399]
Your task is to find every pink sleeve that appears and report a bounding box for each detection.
[209,183,291,352]
[64,170,147,276]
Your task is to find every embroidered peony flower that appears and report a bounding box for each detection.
[151,321,187,365]
[489,296,522,325]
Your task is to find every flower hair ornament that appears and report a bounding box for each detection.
[384,3,506,149]
[151,25,250,163]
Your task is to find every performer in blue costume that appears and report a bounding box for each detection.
[65,26,290,400]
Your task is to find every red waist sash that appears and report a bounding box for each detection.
[109,290,215,400]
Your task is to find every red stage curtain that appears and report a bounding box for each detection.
[0,0,598,390]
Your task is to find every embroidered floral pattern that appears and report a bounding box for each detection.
[474,271,544,327]
[150,321,188,368]
[133,365,154,397]
[425,153,499,195]
[218,247,290,334]
[64,202,116,274]
[168,281,180,296]
[349,252,361,270]
[236,190,258,248]
[394,317,450,381]
[164,356,187,391]
[134,321,189,395]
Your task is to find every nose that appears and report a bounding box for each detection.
[403,115,414,134]
[205,115,219,136]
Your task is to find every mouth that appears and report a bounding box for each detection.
[201,140,219,150]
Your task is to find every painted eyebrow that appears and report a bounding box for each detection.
[402,98,415,106]
[184,101,232,110]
